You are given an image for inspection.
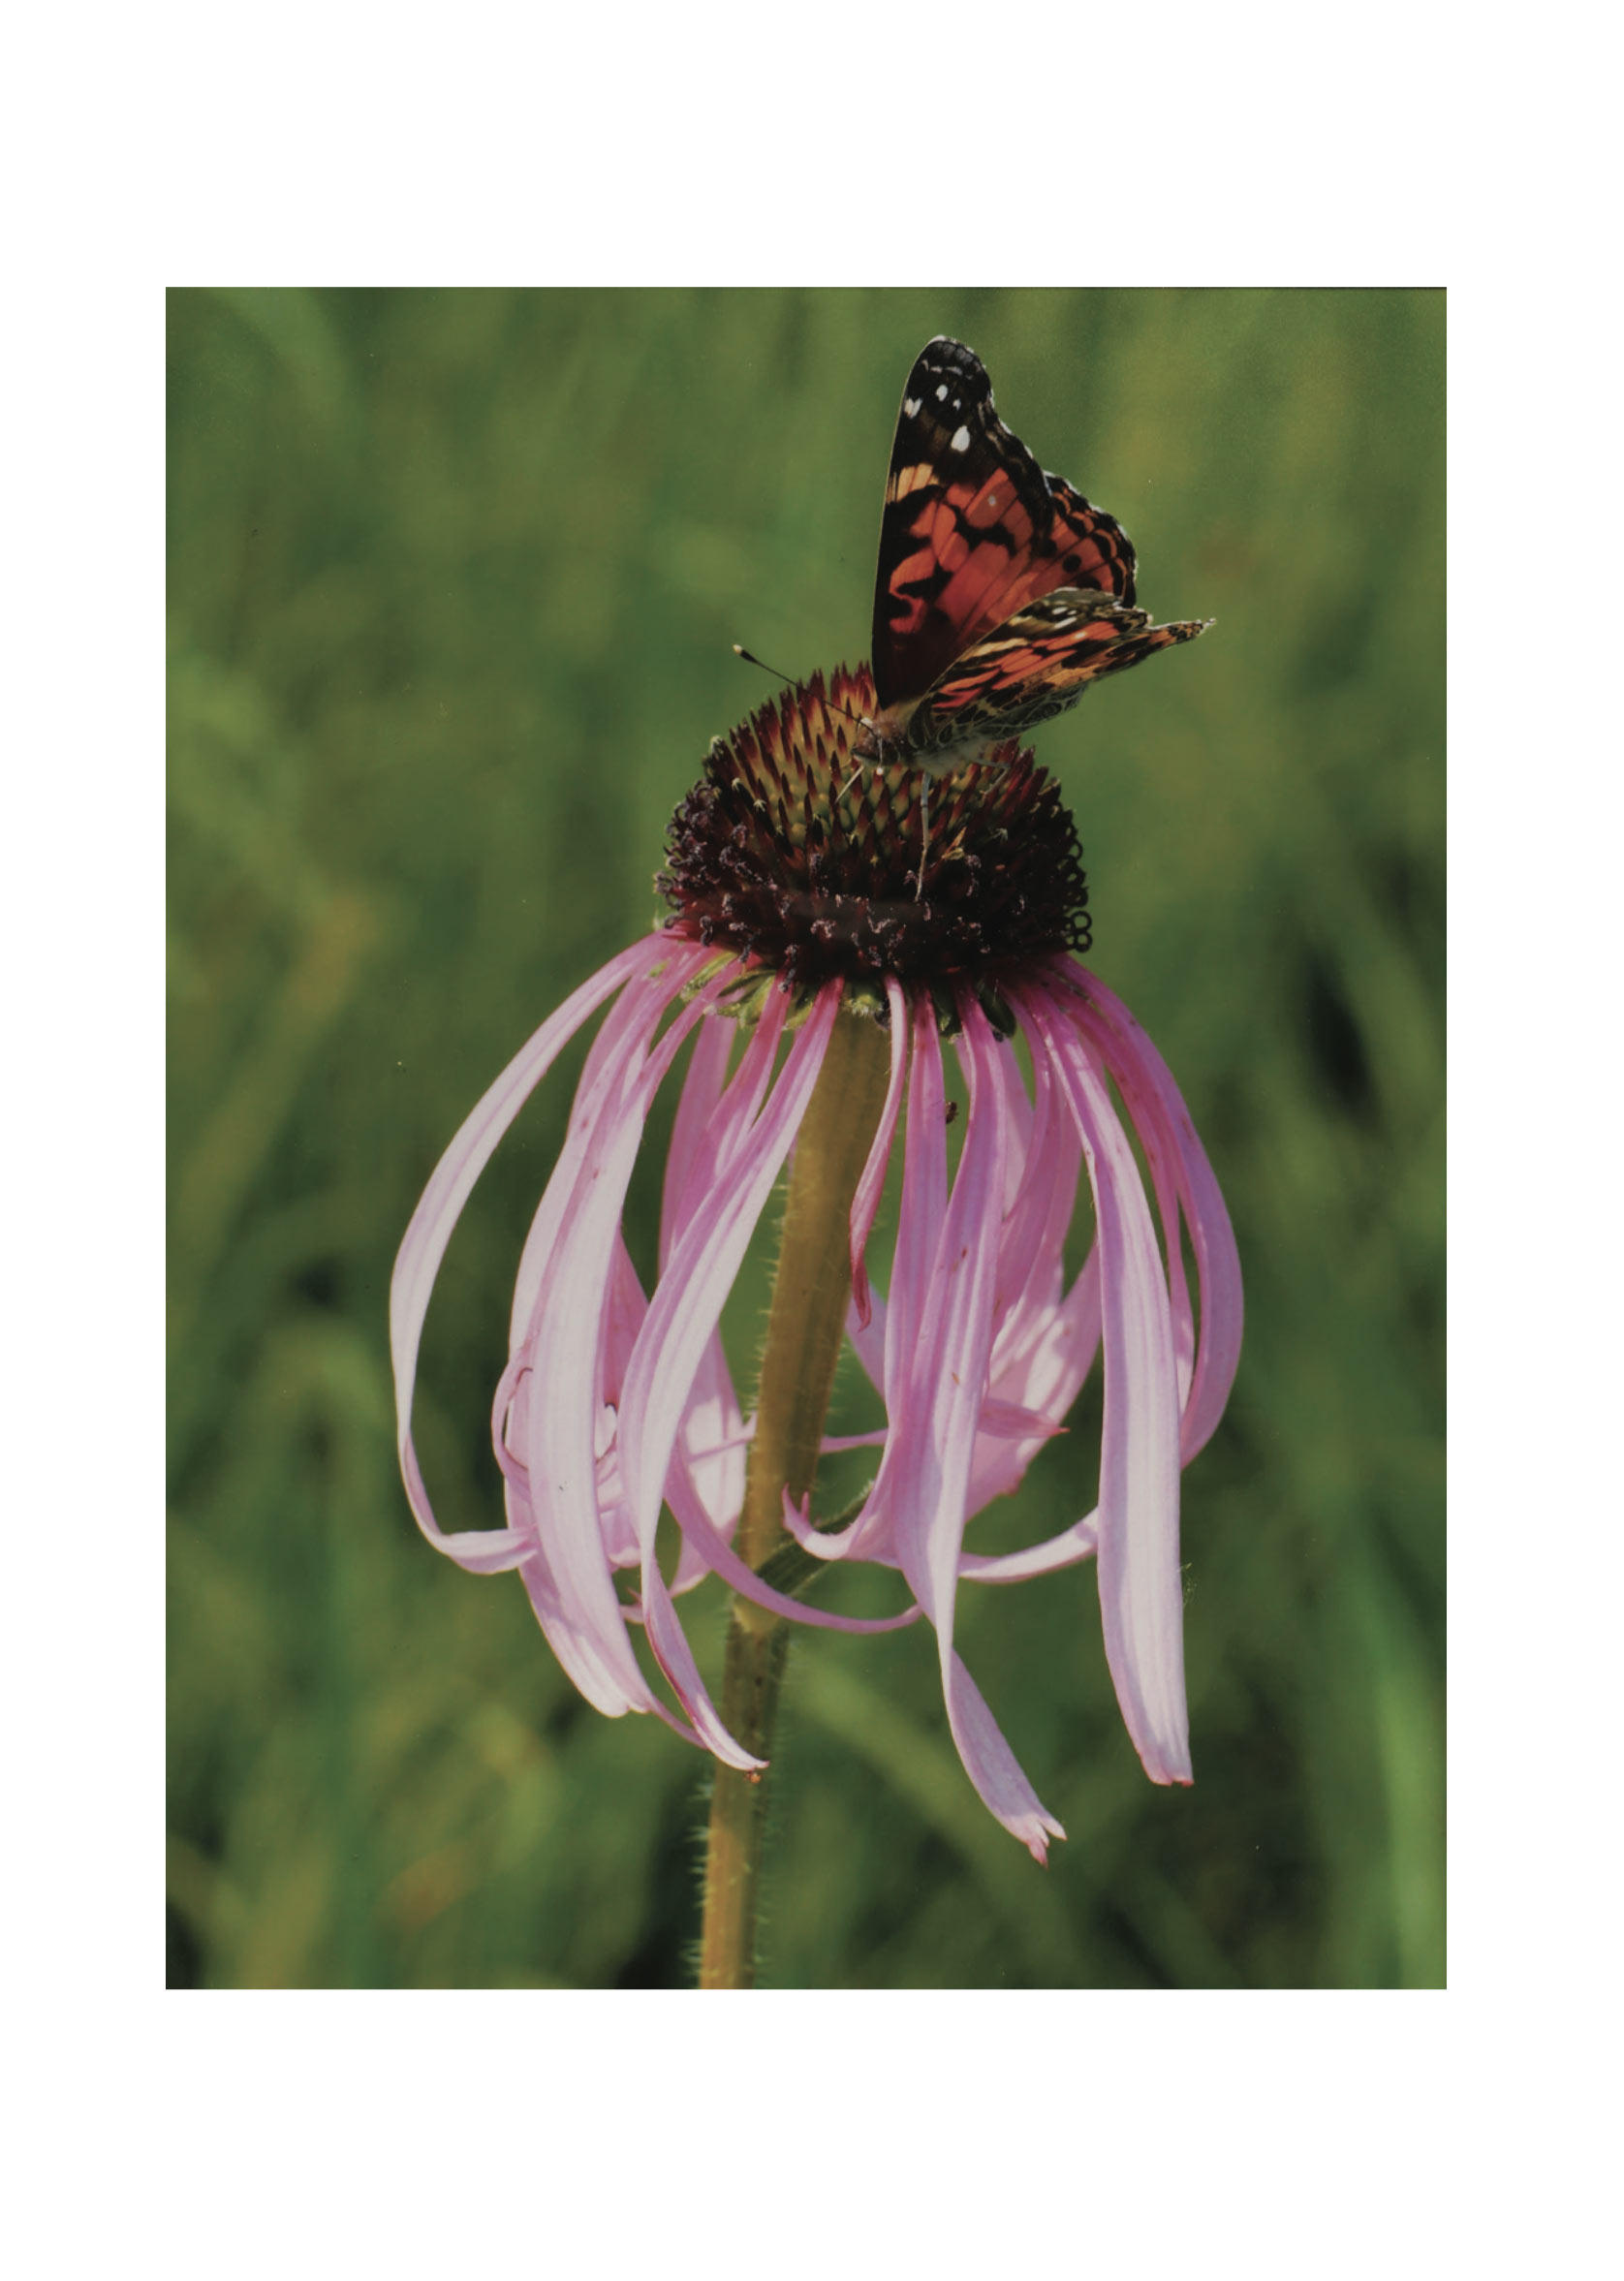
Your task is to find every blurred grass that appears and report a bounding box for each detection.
[168,287,1444,1987]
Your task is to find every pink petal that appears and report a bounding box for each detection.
[943,1651,1067,1864]
[661,1022,750,1581]
[507,971,720,1726]
[390,932,703,1576]
[958,1513,1102,1583]
[848,976,908,1329]
[617,985,849,1763]
[506,947,709,1342]
[659,1013,736,1268]
[1021,980,1190,1786]
[1052,961,1243,1463]
[882,1002,1066,1850]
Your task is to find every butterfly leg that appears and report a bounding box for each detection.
[915,771,929,899]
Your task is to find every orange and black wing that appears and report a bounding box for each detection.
[869,337,1138,711]
[905,589,1210,756]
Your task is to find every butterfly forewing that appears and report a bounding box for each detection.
[870,338,1139,712]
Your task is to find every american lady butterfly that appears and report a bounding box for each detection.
[854,336,1208,775]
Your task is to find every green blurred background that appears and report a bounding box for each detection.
[168,288,1443,1988]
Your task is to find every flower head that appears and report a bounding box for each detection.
[390,674,1241,1861]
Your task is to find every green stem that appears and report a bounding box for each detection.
[696,1003,892,1989]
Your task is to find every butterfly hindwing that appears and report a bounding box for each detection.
[906,590,1208,757]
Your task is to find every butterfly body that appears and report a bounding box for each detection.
[860,336,1208,779]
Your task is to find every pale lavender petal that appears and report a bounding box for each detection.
[958,1512,1101,1583]
[1054,962,1243,1463]
[669,1338,746,1591]
[888,1006,1010,1622]
[591,1239,651,1569]
[964,1244,1102,1514]
[985,1014,1068,1322]
[780,994,934,1568]
[849,976,908,1330]
[943,1651,1068,1864]
[507,946,711,1342]
[390,932,696,1576]
[976,1397,1070,1445]
[1021,981,1190,1786]
[509,978,721,1726]
[660,1015,750,1580]
[957,1032,1094,1514]
[656,1449,920,1635]
[883,1003,946,1415]
[513,1544,696,1741]
[660,995,781,1256]
[659,1013,736,1269]
[493,1401,655,1720]
[888,1006,1062,1844]
[820,1005,944,1565]
[618,984,844,1760]
[844,1282,887,1395]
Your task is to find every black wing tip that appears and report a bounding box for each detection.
[909,335,986,385]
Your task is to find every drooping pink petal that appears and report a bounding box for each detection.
[944,1651,1067,1865]
[848,976,909,1329]
[1050,961,1243,1463]
[660,1020,750,1587]
[618,985,860,1763]
[984,1011,1069,1322]
[659,1011,737,1267]
[657,1449,921,1638]
[882,997,947,1429]
[505,945,710,1344]
[958,1511,1102,1583]
[961,1036,1095,1513]
[1019,979,1190,1786]
[505,967,723,1728]
[871,1000,1066,1852]
[814,1037,948,1548]
[390,932,704,1577]
[887,1009,1009,1622]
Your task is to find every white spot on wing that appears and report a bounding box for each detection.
[903,396,921,417]
[950,425,971,453]
[935,383,949,400]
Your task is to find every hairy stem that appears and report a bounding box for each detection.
[696,1003,892,1990]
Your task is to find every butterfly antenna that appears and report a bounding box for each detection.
[735,642,875,807]
[733,642,796,686]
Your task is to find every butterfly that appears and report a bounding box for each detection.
[854,336,1208,778]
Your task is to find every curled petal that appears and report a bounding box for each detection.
[390,933,703,1577]
[883,1000,1065,1849]
[1020,980,1190,1786]
[1050,962,1243,1462]
[394,893,1240,1856]
[507,970,721,1728]
[619,986,859,1760]
[959,1512,1101,1584]
[944,1652,1067,1866]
